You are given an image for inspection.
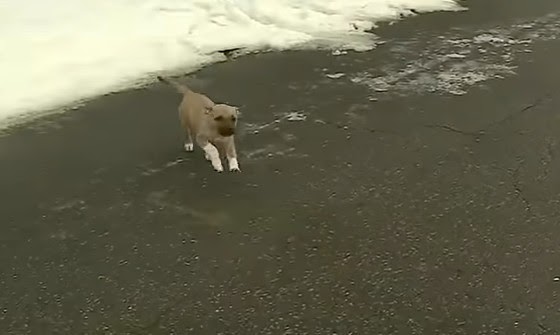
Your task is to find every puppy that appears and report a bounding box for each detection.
[158,76,240,172]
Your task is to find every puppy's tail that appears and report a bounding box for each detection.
[157,75,191,94]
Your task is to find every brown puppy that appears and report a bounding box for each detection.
[158,76,240,172]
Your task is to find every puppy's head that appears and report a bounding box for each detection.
[207,104,239,137]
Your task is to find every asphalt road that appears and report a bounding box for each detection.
[1,0,560,334]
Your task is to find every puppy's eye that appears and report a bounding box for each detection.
[231,116,237,121]
[214,116,224,121]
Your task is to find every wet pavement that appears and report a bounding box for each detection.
[1,0,560,334]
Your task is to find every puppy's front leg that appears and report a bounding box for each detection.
[203,143,223,172]
[196,136,223,172]
[225,138,240,172]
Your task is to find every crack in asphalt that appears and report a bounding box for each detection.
[484,92,553,131]
[511,163,534,219]
[423,92,555,141]
[538,139,556,181]
[423,124,484,139]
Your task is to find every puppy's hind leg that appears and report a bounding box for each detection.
[184,129,194,152]
[179,108,194,152]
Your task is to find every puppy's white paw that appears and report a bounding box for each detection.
[202,143,223,172]
[184,143,194,152]
[213,163,224,172]
[228,158,240,172]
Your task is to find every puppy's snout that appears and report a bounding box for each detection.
[219,127,235,136]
